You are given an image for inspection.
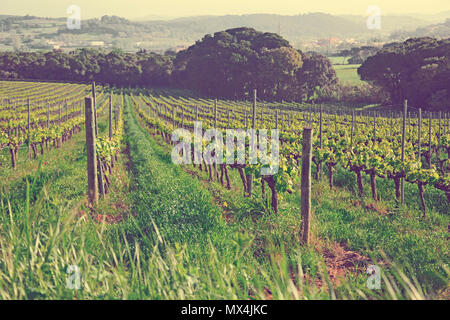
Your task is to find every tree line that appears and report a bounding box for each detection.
[0,28,448,109]
[0,48,173,87]
[0,28,338,103]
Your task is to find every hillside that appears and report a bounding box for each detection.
[1,12,449,53]
[390,19,450,39]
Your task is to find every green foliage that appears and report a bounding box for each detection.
[0,49,173,87]
[358,37,450,109]
[173,27,306,100]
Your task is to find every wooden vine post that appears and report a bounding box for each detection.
[97,149,104,197]
[408,111,411,135]
[444,112,448,135]
[214,99,217,129]
[92,82,98,136]
[172,106,176,129]
[319,105,323,148]
[350,110,355,149]
[373,111,376,144]
[275,109,278,130]
[301,127,313,245]
[244,110,247,129]
[114,104,119,130]
[261,106,264,128]
[85,97,98,205]
[47,103,50,128]
[438,111,442,139]
[252,89,256,129]
[109,95,113,139]
[246,89,257,197]
[317,105,323,179]
[400,100,407,204]
[428,112,432,168]
[437,111,442,159]
[418,108,422,161]
[27,98,31,160]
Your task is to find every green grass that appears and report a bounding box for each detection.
[132,95,449,299]
[327,56,363,84]
[334,64,363,84]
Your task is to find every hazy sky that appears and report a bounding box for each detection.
[2,0,449,19]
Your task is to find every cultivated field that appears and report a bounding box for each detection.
[0,80,448,299]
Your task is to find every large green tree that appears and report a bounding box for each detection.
[358,37,450,109]
[173,27,303,100]
[296,52,338,102]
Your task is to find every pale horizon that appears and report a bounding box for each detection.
[1,0,450,20]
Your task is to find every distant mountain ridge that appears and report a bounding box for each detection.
[133,12,450,46]
[412,10,450,23]
[146,13,363,39]
[138,12,430,38]
[390,19,450,39]
[1,12,449,52]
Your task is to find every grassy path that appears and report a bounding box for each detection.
[119,94,360,299]
[121,94,228,247]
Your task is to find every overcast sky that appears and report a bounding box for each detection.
[2,0,449,19]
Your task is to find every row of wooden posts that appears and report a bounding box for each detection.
[24,98,83,160]
[172,90,419,205]
[146,90,426,244]
[305,100,412,206]
[163,89,314,244]
[85,82,118,205]
[164,90,447,144]
[138,89,445,244]
[296,100,413,245]
[226,94,431,208]
[16,89,92,166]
